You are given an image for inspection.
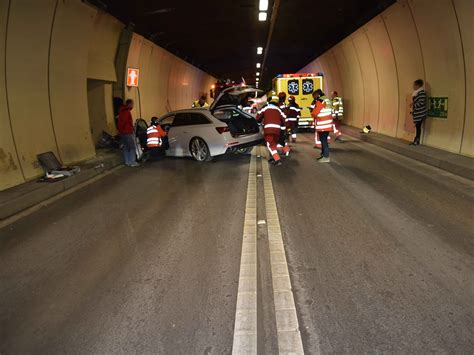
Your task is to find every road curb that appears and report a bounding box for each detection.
[342,126,474,180]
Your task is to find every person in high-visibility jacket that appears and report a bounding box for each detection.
[311,89,333,163]
[286,96,301,143]
[192,94,209,108]
[331,91,343,142]
[146,117,168,160]
[256,95,288,166]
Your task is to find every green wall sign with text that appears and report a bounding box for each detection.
[428,97,448,119]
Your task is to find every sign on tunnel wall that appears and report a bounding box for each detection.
[127,68,139,87]
[428,97,448,119]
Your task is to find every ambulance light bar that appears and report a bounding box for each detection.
[275,72,324,78]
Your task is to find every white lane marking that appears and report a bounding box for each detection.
[260,146,305,354]
[232,149,258,354]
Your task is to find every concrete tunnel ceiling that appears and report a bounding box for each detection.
[89,0,395,88]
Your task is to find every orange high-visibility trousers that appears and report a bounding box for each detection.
[265,133,281,161]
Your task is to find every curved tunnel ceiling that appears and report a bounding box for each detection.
[88,0,395,88]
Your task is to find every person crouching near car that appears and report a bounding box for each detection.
[146,117,168,160]
[256,94,288,166]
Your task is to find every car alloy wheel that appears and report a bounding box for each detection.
[190,137,211,162]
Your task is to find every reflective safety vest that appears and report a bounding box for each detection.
[311,96,333,132]
[332,96,343,119]
[192,100,209,108]
[147,125,167,147]
[286,105,301,122]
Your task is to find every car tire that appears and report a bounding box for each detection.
[190,137,212,162]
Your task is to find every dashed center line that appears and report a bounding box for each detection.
[232,149,257,354]
[232,147,305,354]
[261,147,305,354]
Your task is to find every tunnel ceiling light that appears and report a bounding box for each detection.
[256,72,260,76]
[256,63,261,68]
[259,0,268,11]
[258,12,267,21]
[257,47,263,55]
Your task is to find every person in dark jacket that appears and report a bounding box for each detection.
[117,99,139,166]
[410,79,427,146]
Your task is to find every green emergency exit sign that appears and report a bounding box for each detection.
[428,97,448,119]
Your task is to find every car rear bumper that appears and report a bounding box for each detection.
[225,138,264,153]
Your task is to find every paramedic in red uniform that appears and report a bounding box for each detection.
[256,95,288,166]
[286,96,301,143]
[311,89,333,163]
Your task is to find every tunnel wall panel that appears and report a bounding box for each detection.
[365,16,399,137]
[342,39,364,128]
[325,49,344,98]
[383,1,425,141]
[49,0,96,164]
[298,0,472,156]
[0,0,24,189]
[352,30,380,131]
[453,0,473,157]
[317,55,335,95]
[87,11,123,82]
[333,44,353,125]
[6,0,59,179]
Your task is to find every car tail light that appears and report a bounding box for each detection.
[216,126,230,134]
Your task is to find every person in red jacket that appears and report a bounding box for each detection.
[256,95,287,166]
[117,99,139,167]
[311,89,333,163]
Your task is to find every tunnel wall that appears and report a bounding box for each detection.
[299,0,473,157]
[0,0,215,191]
[122,33,216,120]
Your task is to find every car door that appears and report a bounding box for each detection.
[168,113,192,156]
[158,114,178,155]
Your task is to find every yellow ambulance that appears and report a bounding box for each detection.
[272,73,324,130]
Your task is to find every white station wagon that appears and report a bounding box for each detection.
[156,86,263,162]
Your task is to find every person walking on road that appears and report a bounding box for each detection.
[256,95,288,166]
[409,79,427,146]
[117,99,139,167]
[311,89,333,163]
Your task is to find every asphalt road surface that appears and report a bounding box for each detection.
[0,133,473,354]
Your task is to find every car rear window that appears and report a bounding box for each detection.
[173,113,210,126]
